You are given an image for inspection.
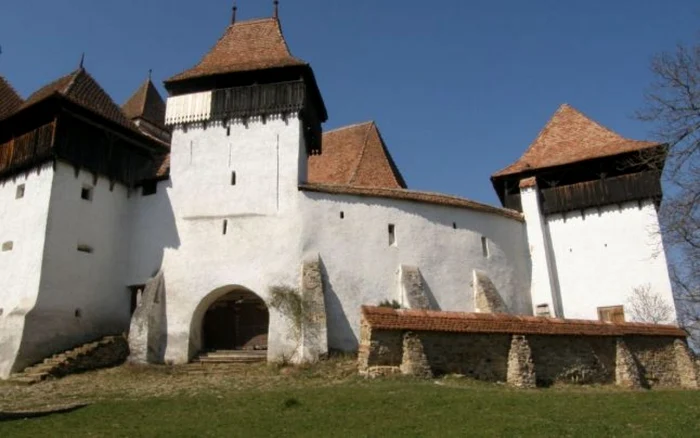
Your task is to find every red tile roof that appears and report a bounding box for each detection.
[0,76,24,120]
[493,104,662,178]
[122,78,166,127]
[166,18,306,84]
[362,306,687,337]
[22,68,137,131]
[299,183,524,221]
[308,122,406,189]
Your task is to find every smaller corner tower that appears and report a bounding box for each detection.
[491,104,674,321]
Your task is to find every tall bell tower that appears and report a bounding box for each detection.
[162,4,327,217]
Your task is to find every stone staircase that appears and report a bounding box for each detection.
[10,335,128,385]
[195,350,267,364]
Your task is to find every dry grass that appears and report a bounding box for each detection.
[0,357,359,412]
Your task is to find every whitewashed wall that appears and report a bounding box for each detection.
[299,192,532,352]
[15,162,133,372]
[546,200,674,320]
[0,164,54,378]
[126,180,178,286]
[159,115,309,364]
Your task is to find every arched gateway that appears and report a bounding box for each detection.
[191,286,269,355]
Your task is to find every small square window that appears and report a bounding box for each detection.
[16,184,25,199]
[81,186,93,201]
[2,241,13,252]
[536,304,551,317]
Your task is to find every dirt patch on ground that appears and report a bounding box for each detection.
[0,358,359,412]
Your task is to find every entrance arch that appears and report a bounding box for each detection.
[193,286,269,354]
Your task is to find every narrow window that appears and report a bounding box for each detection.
[452,222,457,230]
[75,309,82,318]
[231,171,237,186]
[226,126,231,136]
[2,241,13,252]
[340,211,345,219]
[481,236,489,258]
[223,220,228,235]
[536,304,551,317]
[77,244,94,254]
[16,184,25,199]
[388,224,396,246]
[81,186,93,201]
[142,181,157,196]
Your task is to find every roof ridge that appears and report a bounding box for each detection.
[300,183,524,221]
[63,68,84,96]
[372,123,407,188]
[348,122,375,184]
[324,121,375,134]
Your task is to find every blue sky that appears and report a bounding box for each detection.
[1,0,698,205]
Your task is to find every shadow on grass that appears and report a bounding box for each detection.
[0,403,89,422]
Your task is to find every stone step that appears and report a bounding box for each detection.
[197,356,266,364]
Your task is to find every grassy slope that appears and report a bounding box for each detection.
[2,378,700,437]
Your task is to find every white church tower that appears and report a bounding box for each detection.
[154,7,328,363]
[492,104,675,322]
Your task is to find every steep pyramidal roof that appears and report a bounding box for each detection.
[122,78,167,127]
[493,104,661,178]
[308,122,407,189]
[22,68,136,131]
[166,17,306,83]
[0,76,23,120]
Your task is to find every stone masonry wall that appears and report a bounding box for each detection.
[527,336,616,386]
[360,324,697,389]
[625,336,681,387]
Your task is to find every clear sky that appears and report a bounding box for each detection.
[1,0,698,205]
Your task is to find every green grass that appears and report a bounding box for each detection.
[2,377,699,437]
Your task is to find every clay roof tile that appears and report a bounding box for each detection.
[493,104,661,178]
[122,78,167,127]
[23,68,137,131]
[0,76,23,120]
[166,17,306,83]
[361,306,687,337]
[308,122,406,189]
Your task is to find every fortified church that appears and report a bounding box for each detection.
[0,5,677,378]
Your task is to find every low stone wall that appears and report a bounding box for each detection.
[359,307,698,389]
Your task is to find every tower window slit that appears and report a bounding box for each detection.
[388,224,396,246]
[481,236,489,258]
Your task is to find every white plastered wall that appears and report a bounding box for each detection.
[0,164,54,378]
[158,115,308,364]
[299,192,533,352]
[546,200,675,321]
[17,162,133,372]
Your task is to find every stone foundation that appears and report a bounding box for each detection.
[359,306,698,389]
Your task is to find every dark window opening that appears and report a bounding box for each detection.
[81,186,93,201]
[453,222,457,229]
[223,220,228,235]
[75,309,82,318]
[226,126,231,136]
[142,181,157,196]
[388,224,396,246]
[16,184,25,199]
[77,244,94,254]
[231,171,237,186]
[481,236,489,258]
[340,211,345,219]
[2,241,13,252]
